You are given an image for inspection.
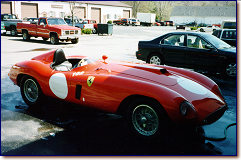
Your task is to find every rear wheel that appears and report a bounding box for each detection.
[22,30,30,41]
[147,54,163,65]
[50,34,59,45]
[224,62,236,78]
[20,76,43,107]
[92,28,97,34]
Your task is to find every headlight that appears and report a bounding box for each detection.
[179,101,197,119]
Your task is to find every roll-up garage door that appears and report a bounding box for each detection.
[21,3,38,19]
[75,7,85,19]
[123,10,130,18]
[91,8,101,23]
[1,1,12,14]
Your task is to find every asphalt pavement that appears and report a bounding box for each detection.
[1,26,237,155]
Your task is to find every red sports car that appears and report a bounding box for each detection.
[8,49,227,140]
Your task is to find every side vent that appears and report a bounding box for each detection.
[75,85,82,99]
[160,68,168,74]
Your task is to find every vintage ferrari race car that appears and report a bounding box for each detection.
[9,49,227,139]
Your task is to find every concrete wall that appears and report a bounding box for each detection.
[170,16,236,24]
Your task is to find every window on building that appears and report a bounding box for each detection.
[59,12,65,18]
[107,14,111,19]
[49,11,56,18]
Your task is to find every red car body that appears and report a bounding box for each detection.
[9,49,227,128]
[17,17,81,44]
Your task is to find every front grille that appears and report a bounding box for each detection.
[202,106,227,125]
[70,31,74,34]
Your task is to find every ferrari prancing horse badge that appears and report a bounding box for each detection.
[87,76,95,87]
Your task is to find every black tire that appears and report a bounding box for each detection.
[22,30,30,41]
[224,62,236,78]
[42,37,49,41]
[200,28,205,32]
[50,34,59,45]
[20,76,43,107]
[125,98,170,141]
[10,27,17,36]
[71,38,79,44]
[147,54,163,65]
[92,28,97,34]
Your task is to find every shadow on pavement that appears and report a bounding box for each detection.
[8,38,70,45]
[2,98,223,156]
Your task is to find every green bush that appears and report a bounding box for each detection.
[107,20,112,24]
[190,27,198,30]
[81,28,92,34]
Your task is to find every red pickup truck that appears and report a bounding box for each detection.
[17,17,81,44]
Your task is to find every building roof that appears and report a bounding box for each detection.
[78,1,132,8]
[171,6,236,17]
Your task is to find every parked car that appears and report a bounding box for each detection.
[176,23,186,30]
[185,22,197,27]
[1,21,6,35]
[17,17,81,44]
[86,19,98,34]
[164,21,174,26]
[153,22,161,26]
[128,18,140,26]
[136,32,236,77]
[212,29,236,47]
[9,49,227,140]
[198,25,220,32]
[1,14,22,36]
[64,18,94,32]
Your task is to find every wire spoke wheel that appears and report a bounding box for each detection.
[23,79,39,103]
[150,56,161,65]
[132,104,159,136]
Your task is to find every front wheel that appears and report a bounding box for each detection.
[92,28,97,34]
[126,98,169,140]
[11,27,17,36]
[20,76,43,107]
[71,38,79,44]
[50,34,59,45]
[147,54,163,65]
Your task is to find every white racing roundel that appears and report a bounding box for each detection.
[49,73,68,99]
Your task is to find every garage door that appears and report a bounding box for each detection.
[123,10,130,18]
[75,7,85,19]
[1,1,12,14]
[21,3,38,19]
[91,8,101,23]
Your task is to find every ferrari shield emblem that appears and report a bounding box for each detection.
[87,76,95,87]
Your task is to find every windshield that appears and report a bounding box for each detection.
[2,14,17,20]
[47,18,67,25]
[204,34,232,49]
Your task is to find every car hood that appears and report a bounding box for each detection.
[49,25,80,30]
[106,62,181,86]
[218,47,236,55]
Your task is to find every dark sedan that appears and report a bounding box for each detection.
[136,32,236,77]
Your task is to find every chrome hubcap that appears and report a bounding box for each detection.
[132,105,159,136]
[24,79,38,103]
[51,37,55,44]
[150,56,161,65]
[11,29,16,35]
[23,33,27,39]
[226,63,236,77]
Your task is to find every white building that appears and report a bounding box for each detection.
[170,6,236,24]
[1,1,132,23]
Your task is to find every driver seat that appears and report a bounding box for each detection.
[51,49,72,71]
